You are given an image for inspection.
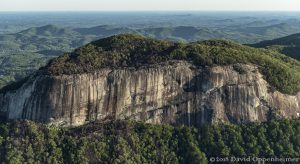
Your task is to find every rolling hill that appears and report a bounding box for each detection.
[251,33,300,60]
[74,25,135,36]
[0,25,90,54]
[137,26,227,42]
[1,23,300,89]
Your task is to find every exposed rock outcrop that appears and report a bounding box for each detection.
[0,61,299,126]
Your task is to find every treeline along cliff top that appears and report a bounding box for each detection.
[41,34,300,94]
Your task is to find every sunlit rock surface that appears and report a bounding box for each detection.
[0,61,299,126]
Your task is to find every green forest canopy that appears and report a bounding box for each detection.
[0,119,299,163]
[250,33,300,60]
[44,34,300,94]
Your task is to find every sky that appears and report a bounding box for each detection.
[0,0,300,11]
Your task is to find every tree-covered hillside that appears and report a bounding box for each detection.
[251,33,300,60]
[0,25,90,54]
[1,21,300,89]
[0,119,299,163]
[0,53,53,88]
[44,34,300,94]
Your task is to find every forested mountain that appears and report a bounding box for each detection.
[0,34,299,128]
[0,12,300,163]
[0,21,300,89]
[43,34,300,94]
[251,33,300,60]
[1,22,300,56]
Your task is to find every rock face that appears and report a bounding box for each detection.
[0,61,299,126]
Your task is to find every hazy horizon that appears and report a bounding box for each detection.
[0,0,300,11]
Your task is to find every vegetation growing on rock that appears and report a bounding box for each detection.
[44,34,300,94]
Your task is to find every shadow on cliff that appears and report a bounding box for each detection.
[173,109,213,127]
[169,70,215,127]
[181,69,210,93]
[0,111,7,123]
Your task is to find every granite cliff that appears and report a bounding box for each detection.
[0,34,299,126]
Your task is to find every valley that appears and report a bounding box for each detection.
[1,12,300,89]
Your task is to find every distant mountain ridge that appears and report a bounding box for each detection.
[19,25,78,37]
[74,25,135,36]
[1,23,300,55]
[137,26,226,41]
[1,23,300,89]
